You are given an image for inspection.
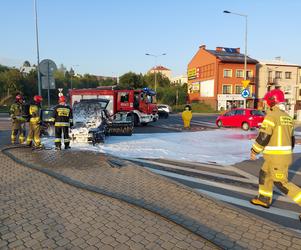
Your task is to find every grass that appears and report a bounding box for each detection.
[172,102,216,113]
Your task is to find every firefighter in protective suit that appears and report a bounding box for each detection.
[250,89,301,220]
[10,94,26,144]
[182,104,192,129]
[26,95,43,149]
[53,96,73,150]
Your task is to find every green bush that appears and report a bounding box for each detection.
[172,102,215,113]
[0,105,10,113]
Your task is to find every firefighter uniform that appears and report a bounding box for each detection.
[10,101,26,144]
[26,102,42,148]
[182,106,192,129]
[53,104,73,149]
[251,106,301,207]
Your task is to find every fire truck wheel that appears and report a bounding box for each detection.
[134,114,139,126]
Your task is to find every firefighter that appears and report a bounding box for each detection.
[250,89,301,219]
[26,95,43,149]
[10,94,26,144]
[53,96,73,150]
[182,104,192,129]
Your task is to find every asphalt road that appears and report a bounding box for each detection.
[134,113,219,133]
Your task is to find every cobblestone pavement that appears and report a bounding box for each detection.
[3,147,301,249]
[0,149,218,249]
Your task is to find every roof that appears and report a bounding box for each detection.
[258,59,300,67]
[207,50,258,64]
[151,65,171,71]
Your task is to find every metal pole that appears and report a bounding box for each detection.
[154,56,157,92]
[47,61,50,107]
[145,53,166,93]
[244,15,248,108]
[244,15,248,81]
[34,0,41,96]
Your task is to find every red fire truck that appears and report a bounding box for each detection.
[69,86,158,126]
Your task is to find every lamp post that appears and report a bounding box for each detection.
[145,53,166,92]
[223,10,248,108]
[34,0,41,96]
[223,10,248,81]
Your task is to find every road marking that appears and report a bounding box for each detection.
[196,189,300,221]
[137,159,256,184]
[289,169,301,176]
[0,117,10,121]
[149,168,295,204]
[132,158,258,183]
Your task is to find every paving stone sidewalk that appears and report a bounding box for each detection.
[0,149,218,250]
[3,147,301,249]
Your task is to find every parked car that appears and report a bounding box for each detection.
[157,104,172,119]
[216,108,265,130]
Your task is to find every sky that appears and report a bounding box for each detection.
[1,0,301,78]
[42,129,301,165]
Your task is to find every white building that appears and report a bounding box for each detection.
[256,58,300,117]
[171,74,188,86]
[148,65,171,80]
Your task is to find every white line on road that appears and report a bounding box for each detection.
[196,189,300,221]
[149,168,295,204]
[139,159,256,184]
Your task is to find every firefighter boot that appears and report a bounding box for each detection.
[65,144,71,150]
[250,195,270,209]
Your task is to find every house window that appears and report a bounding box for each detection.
[222,85,232,94]
[275,71,282,79]
[285,72,292,79]
[246,70,253,78]
[236,70,244,78]
[235,85,243,94]
[223,69,232,78]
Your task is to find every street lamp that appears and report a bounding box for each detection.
[223,10,248,81]
[34,0,41,96]
[145,53,166,92]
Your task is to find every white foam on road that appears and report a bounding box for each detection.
[42,129,301,165]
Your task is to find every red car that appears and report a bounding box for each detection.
[216,108,265,130]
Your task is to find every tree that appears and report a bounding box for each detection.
[23,61,31,67]
[143,72,170,90]
[118,72,145,89]
[0,69,22,96]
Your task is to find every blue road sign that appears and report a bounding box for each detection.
[241,88,250,98]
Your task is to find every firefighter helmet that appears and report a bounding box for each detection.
[59,96,66,103]
[33,95,43,103]
[264,89,285,107]
[15,94,23,102]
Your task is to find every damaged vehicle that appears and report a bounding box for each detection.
[70,99,133,145]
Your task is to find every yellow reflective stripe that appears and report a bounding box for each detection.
[64,139,70,142]
[263,119,275,127]
[259,189,273,197]
[55,122,69,126]
[252,143,263,152]
[278,126,282,146]
[54,138,61,142]
[293,192,301,203]
[265,146,291,150]
[263,150,292,155]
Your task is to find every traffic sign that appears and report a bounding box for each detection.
[242,80,250,89]
[241,88,250,98]
[39,59,57,76]
[41,76,55,89]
